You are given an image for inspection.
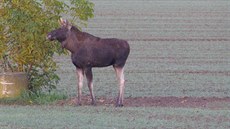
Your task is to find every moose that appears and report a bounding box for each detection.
[47,18,130,107]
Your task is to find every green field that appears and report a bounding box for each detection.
[57,0,230,98]
[1,0,230,128]
[0,106,230,129]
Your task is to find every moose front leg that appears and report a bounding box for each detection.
[114,66,125,107]
[85,67,96,105]
[76,68,84,106]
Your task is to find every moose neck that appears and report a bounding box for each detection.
[62,27,84,53]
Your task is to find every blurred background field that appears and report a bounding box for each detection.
[56,0,230,99]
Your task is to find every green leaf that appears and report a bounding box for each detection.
[0,0,94,92]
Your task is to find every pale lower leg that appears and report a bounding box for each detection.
[114,67,125,107]
[85,68,96,105]
[88,81,96,105]
[76,68,84,105]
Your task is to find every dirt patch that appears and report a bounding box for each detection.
[56,96,230,109]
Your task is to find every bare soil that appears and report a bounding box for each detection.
[57,95,230,109]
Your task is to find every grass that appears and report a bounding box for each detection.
[0,90,67,105]
[0,106,229,129]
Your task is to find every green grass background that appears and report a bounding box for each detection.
[0,106,230,129]
[1,0,230,128]
[56,0,230,98]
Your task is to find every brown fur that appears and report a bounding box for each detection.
[47,19,130,106]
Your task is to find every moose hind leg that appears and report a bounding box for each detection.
[85,67,96,105]
[76,68,84,106]
[114,66,125,107]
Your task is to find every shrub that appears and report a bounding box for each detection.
[0,0,94,92]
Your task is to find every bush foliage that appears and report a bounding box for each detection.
[0,0,94,92]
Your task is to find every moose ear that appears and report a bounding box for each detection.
[59,18,72,30]
[67,24,72,30]
[59,18,64,26]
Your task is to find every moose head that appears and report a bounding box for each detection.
[46,18,72,42]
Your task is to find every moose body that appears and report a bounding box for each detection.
[47,19,130,107]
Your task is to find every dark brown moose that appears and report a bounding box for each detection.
[47,18,130,107]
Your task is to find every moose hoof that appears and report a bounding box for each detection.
[74,103,82,107]
[91,102,96,106]
[74,99,82,106]
[116,103,124,107]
